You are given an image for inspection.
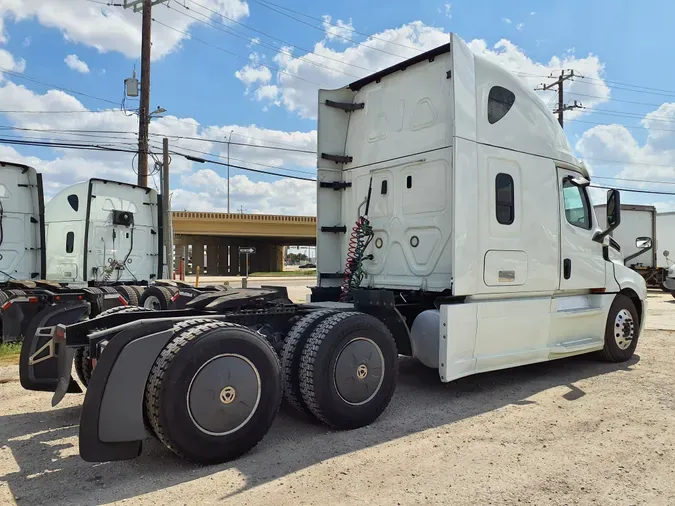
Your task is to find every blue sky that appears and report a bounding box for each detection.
[0,0,674,213]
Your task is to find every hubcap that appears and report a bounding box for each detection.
[334,338,385,406]
[219,386,236,404]
[144,295,161,310]
[187,354,261,436]
[614,308,635,350]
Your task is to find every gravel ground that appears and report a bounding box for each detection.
[0,291,674,505]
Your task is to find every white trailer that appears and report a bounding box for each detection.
[594,204,675,290]
[656,212,675,268]
[36,34,646,466]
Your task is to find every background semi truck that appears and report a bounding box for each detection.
[31,34,646,466]
[595,204,675,290]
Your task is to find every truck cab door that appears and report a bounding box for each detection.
[558,168,606,290]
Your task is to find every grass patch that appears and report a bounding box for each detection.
[249,270,316,277]
[0,343,21,366]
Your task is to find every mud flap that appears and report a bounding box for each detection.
[19,302,90,392]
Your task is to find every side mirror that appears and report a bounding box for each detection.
[636,237,653,249]
[594,189,621,243]
[664,250,671,258]
[606,189,620,228]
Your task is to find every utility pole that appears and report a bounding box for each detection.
[124,0,168,187]
[538,70,582,128]
[161,137,173,279]
[227,130,233,213]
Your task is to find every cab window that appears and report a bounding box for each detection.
[562,180,591,230]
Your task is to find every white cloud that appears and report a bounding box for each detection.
[0,17,6,43]
[64,54,90,74]
[530,11,536,16]
[575,105,675,207]
[503,18,512,24]
[0,48,26,76]
[235,55,272,88]
[0,0,249,60]
[174,170,316,215]
[322,15,354,43]
[444,3,452,18]
[241,22,611,121]
[0,75,318,214]
[22,36,30,46]
[516,23,524,31]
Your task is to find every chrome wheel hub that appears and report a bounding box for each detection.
[614,308,635,350]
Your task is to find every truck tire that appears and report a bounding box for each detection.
[130,285,146,300]
[140,286,174,310]
[599,294,640,362]
[95,305,151,318]
[281,310,338,416]
[144,320,282,464]
[74,347,93,387]
[299,312,398,429]
[115,285,139,306]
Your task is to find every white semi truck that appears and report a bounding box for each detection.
[37,34,646,466]
[0,163,227,392]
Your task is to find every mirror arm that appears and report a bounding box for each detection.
[624,244,654,264]
[593,221,620,243]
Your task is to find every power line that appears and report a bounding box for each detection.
[593,176,675,186]
[0,124,316,153]
[0,66,119,106]
[584,156,675,169]
[250,0,423,54]
[151,18,323,85]
[0,109,125,114]
[567,91,664,108]
[591,184,675,196]
[150,141,315,176]
[175,1,373,75]
[248,0,408,59]
[569,118,675,133]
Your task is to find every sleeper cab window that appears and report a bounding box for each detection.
[66,231,74,253]
[67,194,79,212]
[562,179,592,230]
[495,173,514,225]
[488,86,516,124]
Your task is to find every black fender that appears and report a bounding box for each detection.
[78,319,175,462]
[19,302,90,392]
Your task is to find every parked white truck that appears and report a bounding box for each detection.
[38,34,646,466]
[594,204,675,291]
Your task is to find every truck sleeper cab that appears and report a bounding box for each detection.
[42,34,646,467]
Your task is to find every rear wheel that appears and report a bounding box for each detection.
[299,312,398,429]
[281,310,337,415]
[144,320,282,464]
[74,347,93,387]
[599,294,640,362]
[140,286,174,310]
[115,285,139,306]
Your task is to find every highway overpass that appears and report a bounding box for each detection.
[171,211,317,275]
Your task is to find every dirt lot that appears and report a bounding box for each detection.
[1,292,674,505]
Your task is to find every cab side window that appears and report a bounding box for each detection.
[562,179,591,230]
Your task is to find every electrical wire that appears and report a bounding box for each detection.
[183,0,376,74]
[248,0,424,54]
[167,3,363,79]
[0,66,120,106]
[151,18,323,85]
[248,0,410,58]
[591,185,675,196]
